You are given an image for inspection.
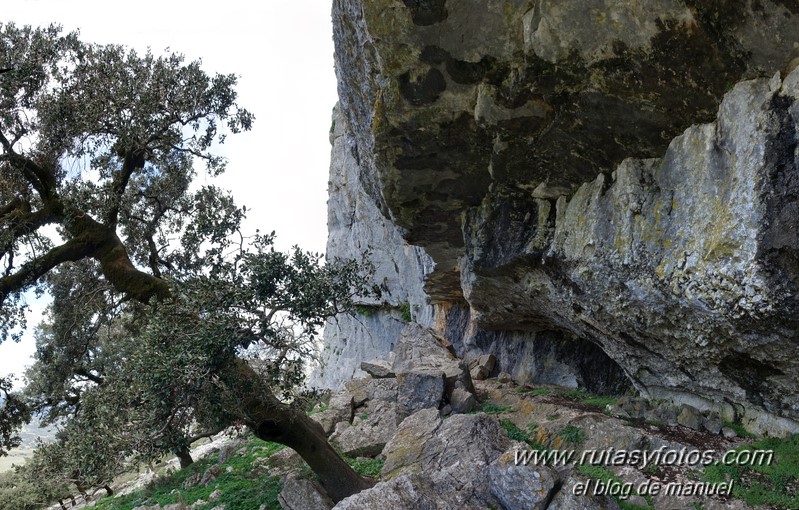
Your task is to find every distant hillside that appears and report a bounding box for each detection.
[0,418,58,473]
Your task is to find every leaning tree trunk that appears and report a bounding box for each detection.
[174,444,194,469]
[220,359,373,503]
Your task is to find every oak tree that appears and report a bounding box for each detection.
[0,23,373,502]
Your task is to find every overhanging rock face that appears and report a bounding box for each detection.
[463,72,799,432]
[333,0,799,300]
[331,0,799,433]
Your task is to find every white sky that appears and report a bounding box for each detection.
[0,0,339,381]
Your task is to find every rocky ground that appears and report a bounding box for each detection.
[64,324,794,510]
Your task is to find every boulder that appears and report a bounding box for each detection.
[390,324,477,412]
[278,476,334,510]
[548,477,622,510]
[382,408,510,479]
[310,388,356,435]
[677,405,703,431]
[703,412,724,435]
[332,466,494,510]
[330,401,400,457]
[396,370,445,419]
[469,354,497,382]
[344,377,398,406]
[488,448,561,510]
[391,324,459,373]
[360,359,395,378]
[449,386,479,413]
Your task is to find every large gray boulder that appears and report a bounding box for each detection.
[278,476,334,510]
[332,465,495,510]
[381,408,510,479]
[488,448,561,510]
[396,370,444,419]
[391,324,477,413]
[330,401,400,457]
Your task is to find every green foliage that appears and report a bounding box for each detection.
[723,421,756,439]
[0,22,376,502]
[0,468,60,510]
[354,304,380,317]
[500,418,528,442]
[499,418,548,452]
[398,301,412,322]
[558,424,587,445]
[701,434,799,508]
[0,377,29,455]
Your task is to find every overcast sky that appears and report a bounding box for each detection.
[0,0,339,381]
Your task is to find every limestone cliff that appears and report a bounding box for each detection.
[319,0,799,435]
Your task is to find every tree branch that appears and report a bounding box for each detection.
[0,238,91,304]
[0,130,57,201]
[0,203,60,257]
[186,426,225,444]
[72,368,105,386]
[65,212,172,304]
[105,149,145,228]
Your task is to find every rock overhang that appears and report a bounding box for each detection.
[332,0,799,432]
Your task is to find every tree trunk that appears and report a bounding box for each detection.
[252,405,373,502]
[175,444,194,469]
[220,359,373,503]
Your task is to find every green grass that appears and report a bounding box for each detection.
[92,437,285,510]
[344,456,384,479]
[500,418,546,451]
[480,402,514,415]
[515,386,619,409]
[723,421,756,439]
[515,387,553,396]
[701,434,799,509]
[500,418,529,443]
[558,424,586,445]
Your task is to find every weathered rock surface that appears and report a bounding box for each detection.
[278,476,334,510]
[461,70,799,432]
[332,465,497,510]
[381,408,511,479]
[488,448,561,510]
[329,0,799,433]
[333,0,799,301]
[360,359,394,378]
[308,105,435,391]
[330,401,400,457]
[396,370,444,419]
